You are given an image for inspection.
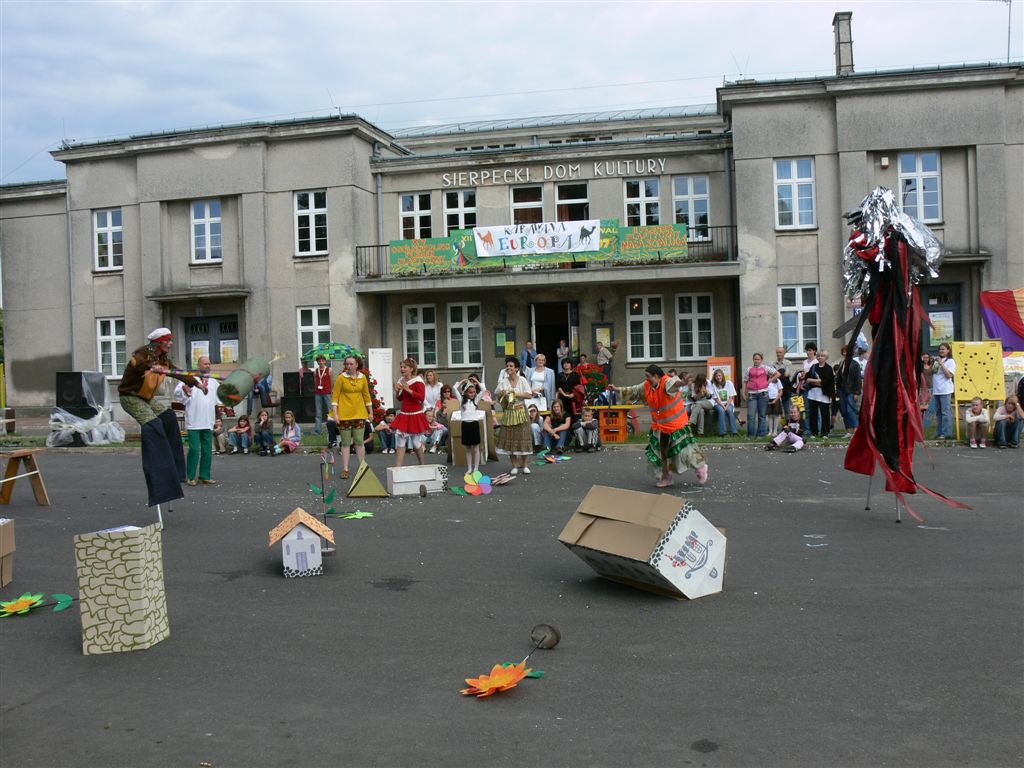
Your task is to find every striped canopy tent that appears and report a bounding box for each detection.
[980,289,1024,352]
[302,342,365,361]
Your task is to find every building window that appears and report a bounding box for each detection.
[403,304,437,367]
[444,189,476,236]
[627,295,664,361]
[297,306,330,358]
[774,158,816,228]
[778,286,819,352]
[401,193,432,239]
[448,303,482,366]
[511,186,544,225]
[96,317,127,377]
[898,151,942,222]
[294,191,328,255]
[625,178,660,226]
[93,209,123,271]
[673,176,710,240]
[676,294,714,359]
[556,182,589,222]
[191,200,222,263]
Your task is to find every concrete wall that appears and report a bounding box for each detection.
[0,187,72,400]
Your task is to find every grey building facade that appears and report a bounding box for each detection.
[1,23,1020,409]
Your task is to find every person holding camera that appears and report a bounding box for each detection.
[766,405,805,452]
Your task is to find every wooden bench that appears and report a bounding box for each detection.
[0,449,50,506]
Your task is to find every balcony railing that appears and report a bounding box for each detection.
[356,224,737,279]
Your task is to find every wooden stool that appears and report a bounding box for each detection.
[0,449,50,506]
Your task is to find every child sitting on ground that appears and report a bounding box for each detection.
[228,415,253,454]
[254,409,274,456]
[213,417,228,455]
[374,409,397,454]
[425,408,448,454]
[766,405,805,452]
[274,409,302,454]
[964,397,990,449]
[527,404,544,451]
[573,406,601,451]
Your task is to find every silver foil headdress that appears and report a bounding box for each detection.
[842,186,944,299]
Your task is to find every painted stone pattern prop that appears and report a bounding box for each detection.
[558,485,726,600]
[268,507,336,578]
[73,523,169,655]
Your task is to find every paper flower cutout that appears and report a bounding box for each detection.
[0,592,45,617]
[463,471,492,496]
[340,511,374,520]
[461,661,531,697]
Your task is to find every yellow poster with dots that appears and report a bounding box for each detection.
[952,341,1005,401]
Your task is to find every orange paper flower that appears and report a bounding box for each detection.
[461,661,531,697]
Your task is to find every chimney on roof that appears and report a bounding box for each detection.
[833,12,854,76]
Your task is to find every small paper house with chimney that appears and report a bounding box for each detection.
[268,507,336,578]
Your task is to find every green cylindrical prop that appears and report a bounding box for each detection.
[217,357,272,406]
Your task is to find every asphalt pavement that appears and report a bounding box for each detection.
[1,442,1021,768]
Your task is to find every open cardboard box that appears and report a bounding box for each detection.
[443,400,497,466]
[558,485,726,600]
[0,518,14,587]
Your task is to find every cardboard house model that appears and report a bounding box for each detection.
[268,507,336,578]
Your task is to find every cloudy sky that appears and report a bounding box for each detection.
[1,0,1019,184]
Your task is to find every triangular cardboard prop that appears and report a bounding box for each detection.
[559,485,726,600]
[347,462,389,498]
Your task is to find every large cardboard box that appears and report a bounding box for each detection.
[443,400,497,465]
[386,464,450,496]
[0,518,14,587]
[74,523,169,654]
[558,486,726,600]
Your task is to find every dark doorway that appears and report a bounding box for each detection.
[530,302,578,364]
[183,315,240,368]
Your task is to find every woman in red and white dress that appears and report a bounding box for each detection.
[392,357,431,467]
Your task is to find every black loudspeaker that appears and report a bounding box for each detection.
[301,373,316,395]
[56,372,108,409]
[56,372,87,408]
[281,396,317,423]
[283,372,301,397]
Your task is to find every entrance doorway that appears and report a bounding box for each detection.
[530,302,579,365]
[920,284,961,352]
[183,315,240,368]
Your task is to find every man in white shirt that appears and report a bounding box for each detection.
[175,356,220,486]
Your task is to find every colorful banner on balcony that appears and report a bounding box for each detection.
[388,220,691,275]
[472,220,603,258]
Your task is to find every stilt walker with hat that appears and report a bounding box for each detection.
[118,328,205,515]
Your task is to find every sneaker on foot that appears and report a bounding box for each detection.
[696,465,709,485]
[969,440,977,449]
[510,467,519,476]
[230,447,238,454]
[243,448,250,454]
[523,466,531,474]
[979,441,987,449]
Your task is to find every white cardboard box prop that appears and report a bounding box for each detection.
[386,464,449,496]
[0,518,14,587]
[558,485,726,600]
[443,400,497,465]
[74,523,170,654]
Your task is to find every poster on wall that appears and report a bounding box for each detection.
[368,348,394,410]
[473,220,602,258]
[929,311,955,347]
[593,324,613,349]
[706,356,736,384]
[190,341,209,369]
[494,327,516,358]
[219,339,239,365]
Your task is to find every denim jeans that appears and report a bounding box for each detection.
[378,429,396,451]
[747,392,768,437]
[228,432,251,450]
[923,396,937,429]
[840,391,859,430]
[314,394,331,434]
[543,430,570,451]
[934,394,953,437]
[714,403,738,435]
[996,419,1022,446]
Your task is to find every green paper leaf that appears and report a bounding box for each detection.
[325,488,337,504]
[532,461,547,466]
[526,670,545,678]
[536,449,549,458]
[451,487,468,496]
[341,511,374,520]
[309,483,323,495]
[51,594,74,613]
[326,507,336,516]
